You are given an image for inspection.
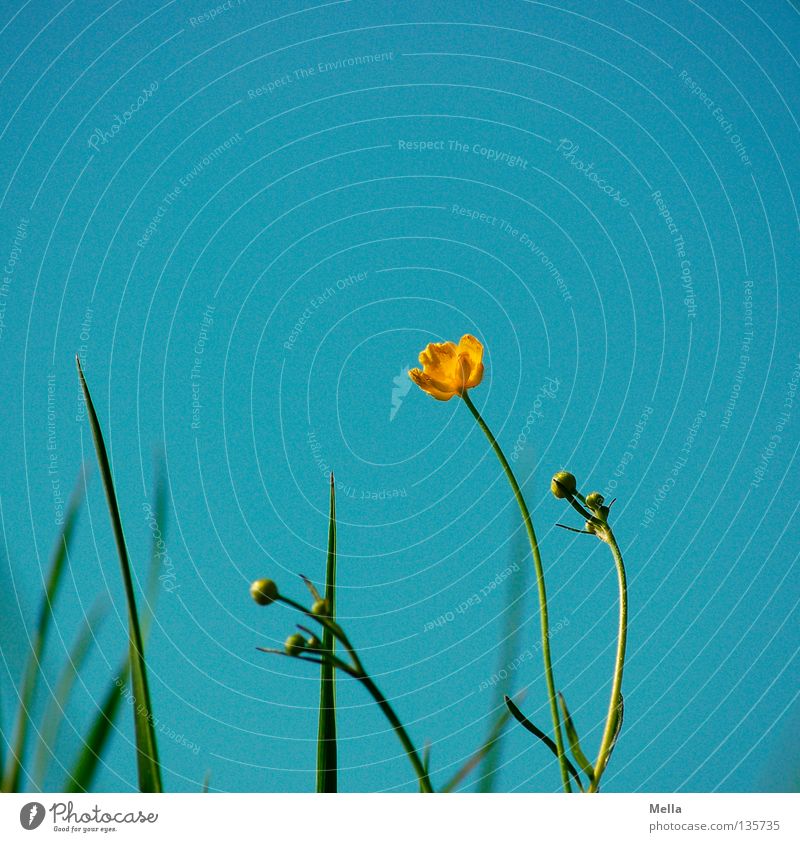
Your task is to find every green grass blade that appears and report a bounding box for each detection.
[442,706,512,793]
[418,742,432,792]
[32,599,106,789]
[558,692,594,785]
[1,476,84,793]
[504,695,584,791]
[316,473,337,792]
[141,459,166,641]
[66,664,128,793]
[76,357,162,793]
[66,461,166,793]
[477,547,526,792]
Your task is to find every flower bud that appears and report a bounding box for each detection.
[585,492,605,510]
[284,633,307,656]
[551,471,577,499]
[311,598,330,617]
[250,578,279,606]
[306,635,322,651]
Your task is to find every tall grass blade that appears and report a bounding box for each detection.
[66,666,126,793]
[442,706,512,793]
[76,358,162,793]
[558,692,594,784]
[139,457,166,642]
[1,476,84,792]
[504,695,584,791]
[66,457,166,793]
[316,473,337,792]
[477,544,526,791]
[32,599,106,789]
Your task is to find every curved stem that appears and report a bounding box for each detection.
[588,528,627,792]
[357,673,433,793]
[274,594,432,792]
[279,595,364,674]
[461,392,571,793]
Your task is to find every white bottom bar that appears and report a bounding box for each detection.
[2,793,797,841]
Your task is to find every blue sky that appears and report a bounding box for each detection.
[0,0,798,793]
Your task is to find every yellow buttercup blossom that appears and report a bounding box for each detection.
[408,334,484,401]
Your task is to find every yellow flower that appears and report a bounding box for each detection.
[409,334,484,401]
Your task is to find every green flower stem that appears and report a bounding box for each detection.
[355,672,433,793]
[317,473,337,793]
[274,595,433,793]
[589,526,627,792]
[461,392,571,793]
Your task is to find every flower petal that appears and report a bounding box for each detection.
[420,341,457,372]
[465,360,484,389]
[457,335,484,389]
[409,335,484,400]
[409,368,456,401]
[458,334,483,366]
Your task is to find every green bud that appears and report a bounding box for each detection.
[585,519,610,542]
[585,492,605,510]
[551,471,577,499]
[311,599,330,617]
[250,578,279,606]
[306,635,322,651]
[284,633,306,656]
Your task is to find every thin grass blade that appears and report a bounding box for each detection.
[1,476,84,792]
[76,357,162,793]
[316,473,337,792]
[66,457,166,792]
[65,662,127,793]
[558,692,594,784]
[140,459,166,641]
[32,599,106,789]
[504,695,584,791]
[477,545,526,792]
[442,706,512,793]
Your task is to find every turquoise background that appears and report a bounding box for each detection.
[0,0,798,793]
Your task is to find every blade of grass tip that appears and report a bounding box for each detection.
[442,706,513,793]
[558,692,594,785]
[418,742,432,792]
[201,770,211,793]
[66,458,167,793]
[32,599,107,789]
[477,542,527,792]
[76,357,162,793]
[316,472,337,792]
[2,475,85,793]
